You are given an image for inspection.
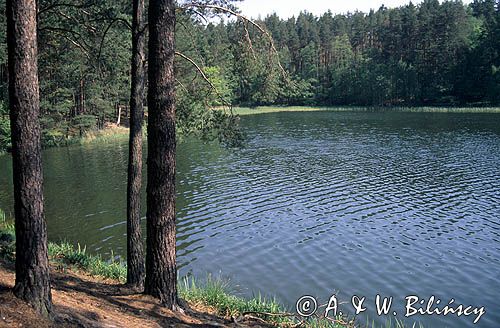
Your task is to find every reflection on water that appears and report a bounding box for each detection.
[0,111,499,327]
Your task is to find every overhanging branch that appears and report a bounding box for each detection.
[181,3,287,79]
[175,51,232,110]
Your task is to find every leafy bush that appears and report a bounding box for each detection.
[42,128,67,148]
[71,115,98,136]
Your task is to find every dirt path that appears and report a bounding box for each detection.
[0,260,272,328]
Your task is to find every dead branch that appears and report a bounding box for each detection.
[175,79,189,94]
[62,36,91,59]
[181,3,287,79]
[242,311,298,317]
[175,51,232,109]
[38,26,92,50]
[97,17,132,65]
[41,28,91,59]
[242,21,257,60]
[177,7,209,24]
[38,1,96,16]
[53,9,98,33]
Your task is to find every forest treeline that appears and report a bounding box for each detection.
[197,0,500,107]
[0,0,499,152]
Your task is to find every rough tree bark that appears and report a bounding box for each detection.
[6,0,52,316]
[144,0,178,308]
[127,0,146,289]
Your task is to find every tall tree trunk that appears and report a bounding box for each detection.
[6,0,52,316]
[144,0,178,309]
[127,0,146,289]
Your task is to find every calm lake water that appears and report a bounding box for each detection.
[1,111,499,327]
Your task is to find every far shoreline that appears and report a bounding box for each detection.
[1,105,499,156]
[232,105,500,115]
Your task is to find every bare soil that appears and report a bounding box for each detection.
[0,260,272,328]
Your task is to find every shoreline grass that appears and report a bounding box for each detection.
[0,209,421,328]
[78,126,130,145]
[233,106,500,115]
[48,242,127,281]
[0,126,131,155]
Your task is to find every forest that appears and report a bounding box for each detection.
[197,0,500,108]
[0,0,499,153]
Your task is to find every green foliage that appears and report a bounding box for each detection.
[204,66,234,106]
[176,93,244,146]
[0,100,9,152]
[0,208,14,235]
[204,110,244,147]
[0,209,15,261]
[179,275,290,324]
[42,129,67,148]
[71,115,97,135]
[199,0,499,107]
[0,117,10,153]
[48,242,127,282]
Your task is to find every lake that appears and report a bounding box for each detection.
[0,111,499,327]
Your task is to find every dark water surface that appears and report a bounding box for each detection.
[1,111,499,327]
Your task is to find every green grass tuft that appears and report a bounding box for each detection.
[0,208,15,260]
[179,276,366,327]
[0,208,14,236]
[79,126,130,145]
[179,275,292,325]
[48,241,126,282]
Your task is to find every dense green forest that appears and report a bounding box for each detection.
[191,0,500,107]
[0,0,499,152]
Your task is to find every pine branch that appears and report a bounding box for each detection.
[175,51,232,109]
[180,2,287,79]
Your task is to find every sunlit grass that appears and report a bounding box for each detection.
[48,242,126,282]
[234,106,500,116]
[79,126,130,145]
[0,208,15,260]
[0,208,14,235]
[0,208,126,281]
[179,275,292,325]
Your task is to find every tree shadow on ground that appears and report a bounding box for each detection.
[0,261,233,327]
[50,270,236,327]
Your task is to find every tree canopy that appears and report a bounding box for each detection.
[0,0,499,153]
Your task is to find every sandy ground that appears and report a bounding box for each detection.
[0,260,272,328]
